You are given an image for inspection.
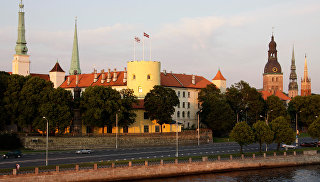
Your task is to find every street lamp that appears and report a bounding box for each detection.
[175,121,179,157]
[296,111,302,147]
[42,116,48,166]
[197,109,202,146]
[115,112,118,149]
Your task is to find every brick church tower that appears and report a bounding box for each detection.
[263,34,283,94]
[301,55,311,96]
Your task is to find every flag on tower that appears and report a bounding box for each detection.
[144,32,150,38]
[135,36,141,43]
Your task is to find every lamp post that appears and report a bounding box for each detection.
[295,111,302,147]
[197,109,202,146]
[115,112,118,149]
[176,121,179,157]
[265,110,272,151]
[42,116,48,166]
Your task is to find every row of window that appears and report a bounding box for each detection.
[144,125,160,133]
[132,74,151,80]
[177,91,190,98]
[177,111,190,118]
[177,102,190,109]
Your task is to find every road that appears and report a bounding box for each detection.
[0,137,316,169]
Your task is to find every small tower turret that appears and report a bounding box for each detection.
[212,69,226,93]
[49,60,65,88]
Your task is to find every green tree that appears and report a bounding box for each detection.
[144,85,179,133]
[18,77,53,130]
[270,116,295,150]
[34,88,73,135]
[198,84,235,137]
[308,118,320,141]
[80,86,121,133]
[266,95,287,123]
[3,74,29,129]
[253,121,274,152]
[230,122,255,153]
[288,96,306,129]
[0,72,10,131]
[118,89,138,128]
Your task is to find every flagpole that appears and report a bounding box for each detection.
[143,35,145,61]
[133,38,136,61]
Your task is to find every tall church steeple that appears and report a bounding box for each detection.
[69,17,81,75]
[12,0,30,76]
[288,46,298,98]
[301,54,311,96]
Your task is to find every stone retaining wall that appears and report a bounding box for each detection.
[1,152,320,182]
[21,130,212,150]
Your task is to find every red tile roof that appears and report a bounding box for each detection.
[260,90,291,101]
[30,73,50,81]
[160,73,212,89]
[212,70,226,81]
[91,71,126,87]
[50,62,65,72]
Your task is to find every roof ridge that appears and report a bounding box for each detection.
[171,73,184,87]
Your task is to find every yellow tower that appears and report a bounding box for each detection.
[127,61,160,98]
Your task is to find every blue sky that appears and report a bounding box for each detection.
[1,0,319,93]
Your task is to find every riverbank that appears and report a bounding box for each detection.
[1,151,320,182]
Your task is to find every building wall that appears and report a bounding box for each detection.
[49,72,65,88]
[12,54,30,76]
[288,89,298,98]
[212,80,226,93]
[263,74,283,94]
[127,61,160,98]
[301,81,311,96]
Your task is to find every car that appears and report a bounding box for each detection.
[2,150,23,159]
[75,149,93,154]
[282,144,296,150]
[300,142,320,147]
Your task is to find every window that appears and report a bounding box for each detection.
[144,112,149,119]
[183,102,185,108]
[147,74,151,80]
[178,91,180,97]
[123,126,128,133]
[188,92,190,98]
[133,74,136,79]
[144,125,149,133]
[182,111,185,118]
[187,111,190,118]
[177,103,180,108]
[188,102,190,108]
[183,91,185,97]
[177,111,180,118]
[107,125,112,133]
[155,126,160,132]
[86,126,92,134]
[138,86,142,93]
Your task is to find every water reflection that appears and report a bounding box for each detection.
[135,165,320,182]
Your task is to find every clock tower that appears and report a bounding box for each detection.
[263,34,283,94]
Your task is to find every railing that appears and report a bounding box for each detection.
[0,150,318,176]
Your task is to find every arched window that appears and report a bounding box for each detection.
[272,77,274,82]
[147,74,151,80]
[276,77,278,82]
[182,111,185,118]
[133,74,136,79]
[187,111,190,118]
[177,111,180,118]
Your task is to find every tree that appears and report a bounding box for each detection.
[308,118,320,141]
[80,86,121,133]
[266,95,287,123]
[18,76,53,130]
[230,122,255,153]
[226,81,265,125]
[34,88,73,135]
[198,84,235,137]
[0,72,10,131]
[270,116,295,151]
[118,89,138,128]
[253,121,274,152]
[144,85,179,133]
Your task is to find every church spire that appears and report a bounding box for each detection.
[15,0,28,55]
[303,54,309,82]
[301,54,311,96]
[288,46,298,98]
[69,17,81,75]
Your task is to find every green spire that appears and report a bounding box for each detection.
[69,17,81,75]
[15,0,28,55]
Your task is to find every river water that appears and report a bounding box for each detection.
[135,165,320,182]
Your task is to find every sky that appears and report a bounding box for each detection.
[0,0,319,94]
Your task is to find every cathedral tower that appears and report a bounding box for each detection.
[12,0,30,76]
[69,17,81,75]
[288,46,298,98]
[263,34,283,94]
[301,55,311,96]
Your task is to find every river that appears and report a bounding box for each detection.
[135,165,320,182]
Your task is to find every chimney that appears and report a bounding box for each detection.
[76,74,79,85]
[107,69,111,83]
[163,70,167,75]
[113,68,117,82]
[93,69,98,82]
[192,75,196,85]
[67,77,70,85]
[101,69,105,83]
[123,67,127,83]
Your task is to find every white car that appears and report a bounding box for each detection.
[76,149,93,154]
[282,144,296,150]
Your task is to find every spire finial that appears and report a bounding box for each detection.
[272,27,274,36]
[19,0,24,12]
